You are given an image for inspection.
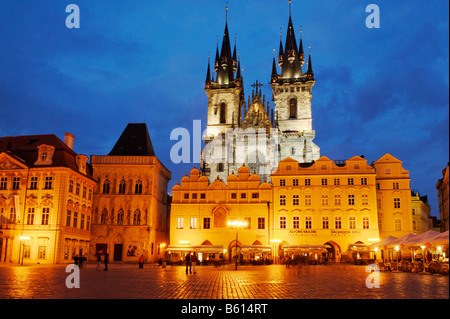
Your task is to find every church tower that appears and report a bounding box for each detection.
[270,1,320,163]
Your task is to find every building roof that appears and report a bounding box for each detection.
[108,123,156,156]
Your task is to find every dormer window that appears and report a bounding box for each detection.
[34,145,55,166]
[75,155,88,175]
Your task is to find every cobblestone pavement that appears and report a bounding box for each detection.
[0,263,448,299]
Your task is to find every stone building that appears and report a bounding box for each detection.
[89,124,171,263]
[0,133,95,264]
[436,163,449,232]
[410,191,432,234]
[201,3,320,183]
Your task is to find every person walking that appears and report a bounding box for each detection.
[285,255,290,268]
[185,252,192,274]
[73,254,79,267]
[79,255,84,269]
[96,252,102,271]
[139,255,145,269]
[191,252,197,274]
[104,252,109,271]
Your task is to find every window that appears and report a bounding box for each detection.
[218,163,224,172]
[348,178,354,186]
[293,179,299,186]
[395,219,402,231]
[280,216,287,229]
[348,194,355,206]
[305,194,312,206]
[241,193,247,199]
[69,180,74,193]
[412,208,416,216]
[322,217,329,229]
[349,216,356,229]
[321,195,329,206]
[289,98,297,119]
[88,189,92,200]
[80,214,85,230]
[203,217,210,229]
[27,208,35,225]
[102,180,110,194]
[280,195,286,206]
[192,193,198,200]
[334,178,340,186]
[362,216,370,229]
[220,103,226,124]
[393,182,399,190]
[133,210,141,225]
[293,216,300,229]
[376,183,380,190]
[231,193,237,199]
[293,194,299,206]
[118,180,126,194]
[73,212,78,228]
[100,210,108,224]
[184,193,189,200]
[75,183,80,195]
[44,176,53,190]
[413,220,417,231]
[200,193,206,199]
[41,207,50,225]
[252,193,259,199]
[321,178,328,186]
[177,217,184,229]
[334,195,341,206]
[362,194,369,206]
[12,177,20,190]
[258,217,265,229]
[361,178,367,186]
[280,179,286,186]
[82,186,87,198]
[394,198,401,209]
[377,198,382,209]
[190,217,197,229]
[335,216,342,229]
[9,207,16,223]
[0,177,7,190]
[354,164,360,169]
[66,210,71,227]
[305,179,311,186]
[38,246,47,260]
[30,177,38,190]
[305,216,312,229]
[86,216,91,231]
[135,180,143,194]
[117,210,124,225]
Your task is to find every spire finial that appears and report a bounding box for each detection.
[289,0,292,17]
[226,2,229,23]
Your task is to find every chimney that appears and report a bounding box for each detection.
[64,133,75,150]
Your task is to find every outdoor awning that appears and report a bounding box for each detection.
[167,245,224,253]
[348,244,371,252]
[240,245,272,253]
[284,245,328,253]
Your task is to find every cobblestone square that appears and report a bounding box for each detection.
[0,263,448,300]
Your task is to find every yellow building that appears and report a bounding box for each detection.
[169,165,272,263]
[410,191,432,234]
[90,124,171,263]
[372,154,414,239]
[436,163,449,232]
[0,133,96,264]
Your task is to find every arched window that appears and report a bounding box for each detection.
[135,180,142,194]
[133,210,141,225]
[101,209,108,224]
[102,180,110,194]
[220,103,226,124]
[117,209,124,225]
[118,179,126,194]
[289,98,297,119]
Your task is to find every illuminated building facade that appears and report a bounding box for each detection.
[410,191,432,234]
[436,163,449,232]
[0,134,96,264]
[89,124,171,263]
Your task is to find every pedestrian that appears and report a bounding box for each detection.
[79,255,84,269]
[285,255,290,268]
[139,255,145,269]
[191,252,197,274]
[96,252,102,271]
[185,252,192,274]
[73,254,79,267]
[104,252,109,271]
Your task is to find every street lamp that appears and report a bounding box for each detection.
[227,220,247,270]
[374,247,379,263]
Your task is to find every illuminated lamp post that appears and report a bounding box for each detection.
[228,220,247,270]
[395,246,400,271]
[374,247,379,263]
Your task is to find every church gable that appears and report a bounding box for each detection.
[0,152,28,170]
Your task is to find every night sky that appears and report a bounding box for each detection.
[0,1,448,217]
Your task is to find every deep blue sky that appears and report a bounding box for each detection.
[0,1,448,217]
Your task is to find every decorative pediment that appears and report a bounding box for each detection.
[34,144,55,166]
[0,152,28,170]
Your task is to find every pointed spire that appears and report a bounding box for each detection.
[299,29,305,61]
[306,46,314,80]
[206,56,211,84]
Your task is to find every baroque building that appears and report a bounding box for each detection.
[0,133,95,264]
[410,191,432,234]
[436,163,449,232]
[90,124,171,263]
[201,3,320,183]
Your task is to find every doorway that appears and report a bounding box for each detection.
[114,244,123,262]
